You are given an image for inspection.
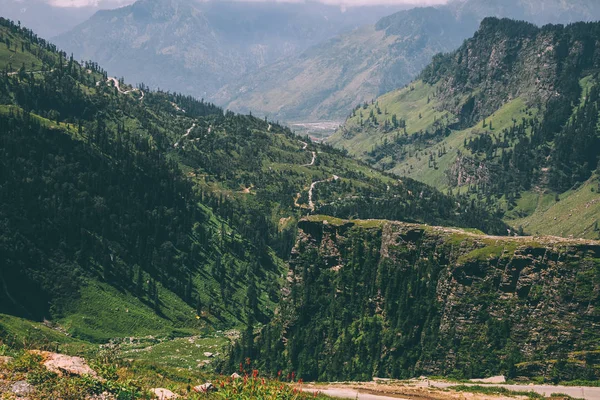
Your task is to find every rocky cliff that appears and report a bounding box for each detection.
[239,216,600,382]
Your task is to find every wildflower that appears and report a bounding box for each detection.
[252,369,259,378]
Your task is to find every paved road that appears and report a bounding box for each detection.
[308,382,600,400]
[430,381,600,400]
[305,388,408,400]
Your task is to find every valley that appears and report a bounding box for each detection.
[1,2,600,399]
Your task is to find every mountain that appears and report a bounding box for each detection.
[1,16,600,396]
[217,0,600,123]
[330,17,600,239]
[0,16,508,343]
[53,0,406,101]
[235,216,600,381]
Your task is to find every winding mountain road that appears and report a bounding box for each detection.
[299,140,316,166]
[104,77,145,100]
[308,175,339,211]
[174,123,196,148]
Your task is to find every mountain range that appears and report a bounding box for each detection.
[52,0,407,104]
[218,0,600,122]
[0,8,600,398]
[48,0,600,124]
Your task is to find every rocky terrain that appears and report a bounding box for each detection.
[241,216,600,381]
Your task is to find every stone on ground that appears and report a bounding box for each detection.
[193,382,216,393]
[30,351,99,378]
[150,388,179,399]
[0,356,14,365]
[11,380,34,396]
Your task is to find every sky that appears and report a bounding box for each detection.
[46,0,448,8]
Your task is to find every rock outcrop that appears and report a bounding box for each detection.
[247,216,600,382]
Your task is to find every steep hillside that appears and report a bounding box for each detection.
[0,20,288,341]
[331,18,600,239]
[235,216,600,382]
[53,0,404,101]
[0,18,508,344]
[217,0,600,123]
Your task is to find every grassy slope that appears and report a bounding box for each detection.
[330,75,600,239]
[507,175,600,239]
[392,96,536,190]
[329,80,451,155]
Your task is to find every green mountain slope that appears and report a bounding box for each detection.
[331,18,600,239]
[235,216,600,382]
[0,18,508,344]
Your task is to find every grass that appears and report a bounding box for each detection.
[329,80,453,156]
[507,176,600,239]
[0,38,43,71]
[0,314,92,356]
[390,97,536,190]
[58,280,201,343]
[119,335,229,370]
[0,344,332,399]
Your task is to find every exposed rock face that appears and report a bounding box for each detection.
[250,217,600,381]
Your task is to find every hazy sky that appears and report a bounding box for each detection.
[46,0,449,8]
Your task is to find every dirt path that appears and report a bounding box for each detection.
[174,123,196,148]
[308,175,339,211]
[299,141,317,166]
[105,77,145,100]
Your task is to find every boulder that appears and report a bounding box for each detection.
[11,380,34,396]
[193,382,216,393]
[30,351,98,378]
[203,352,214,358]
[231,372,242,379]
[150,388,179,399]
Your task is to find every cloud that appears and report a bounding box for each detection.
[46,0,448,8]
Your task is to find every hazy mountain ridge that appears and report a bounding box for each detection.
[218,0,600,122]
[53,0,405,100]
